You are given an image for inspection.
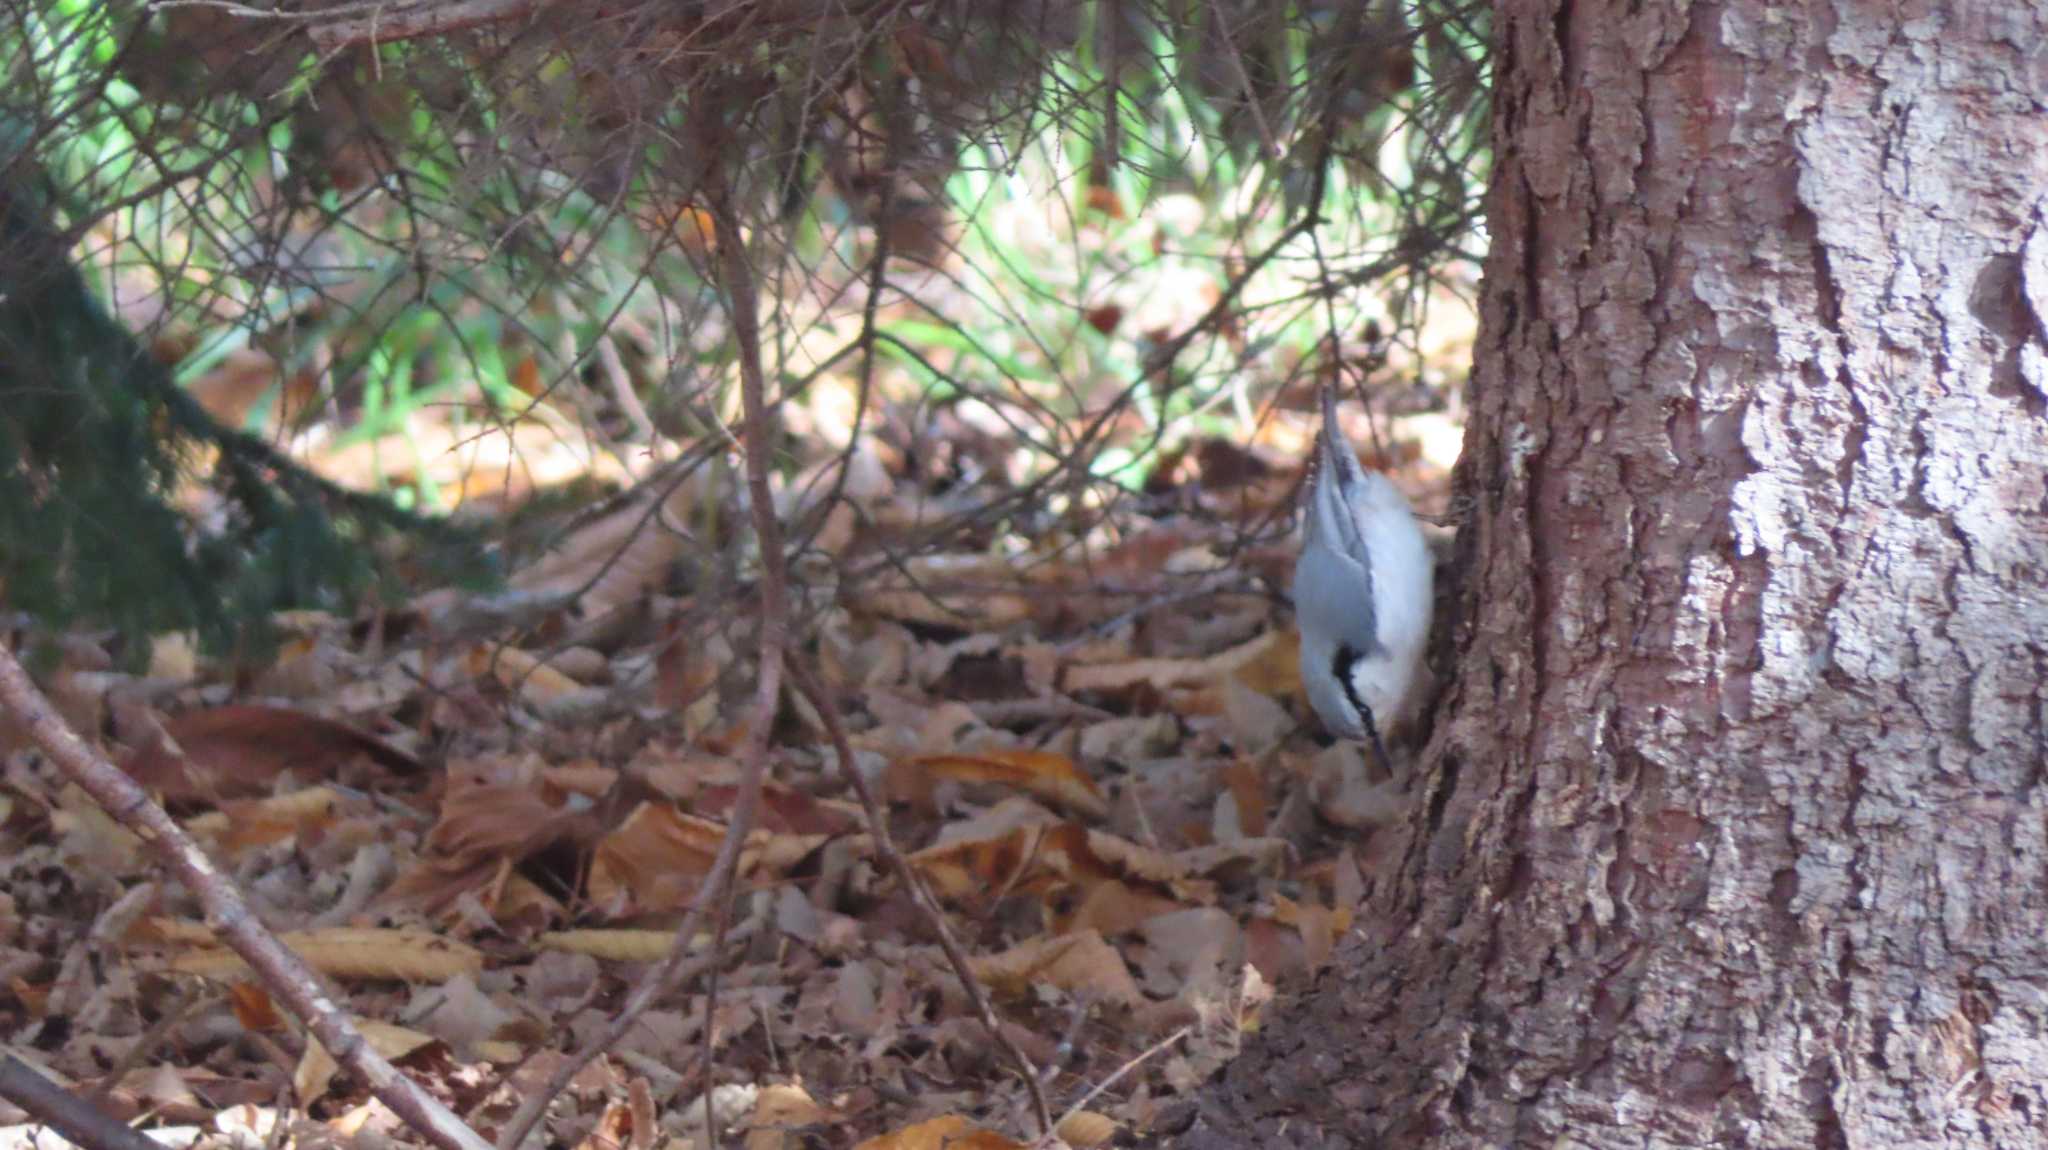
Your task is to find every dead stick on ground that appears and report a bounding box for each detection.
[0,648,495,1150]
[491,690,776,1149]
[0,1055,163,1150]
[787,659,1054,1137]
[492,195,794,1150]
[1032,1025,1190,1149]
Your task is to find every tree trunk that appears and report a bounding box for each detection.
[1167,0,2048,1145]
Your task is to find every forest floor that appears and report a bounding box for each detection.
[3,234,1469,1149]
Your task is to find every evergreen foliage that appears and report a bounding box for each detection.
[0,147,490,657]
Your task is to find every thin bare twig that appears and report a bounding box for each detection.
[0,647,496,1150]
[791,95,898,556]
[1208,1,1284,164]
[301,0,543,50]
[594,332,660,447]
[1030,1026,1191,1150]
[85,984,212,1107]
[786,658,1053,1138]
[0,1056,162,1150]
[490,186,795,1150]
[693,185,796,1150]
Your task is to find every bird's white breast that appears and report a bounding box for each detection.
[1347,479,1433,723]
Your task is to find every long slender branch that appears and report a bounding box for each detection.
[790,113,896,556]
[0,647,495,1150]
[491,192,793,1150]
[0,1055,163,1150]
[786,659,1052,1137]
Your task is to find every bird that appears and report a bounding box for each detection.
[1293,385,1433,771]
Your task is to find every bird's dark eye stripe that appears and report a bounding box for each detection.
[1332,643,1371,720]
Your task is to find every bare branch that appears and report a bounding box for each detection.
[490,176,796,1150]
[787,658,1054,1138]
[0,647,496,1150]
[0,1055,165,1150]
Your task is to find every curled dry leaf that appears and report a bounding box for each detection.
[967,929,1143,1008]
[1061,630,1282,695]
[122,704,421,803]
[537,929,712,963]
[1134,908,1241,999]
[588,801,761,915]
[226,981,283,1033]
[654,627,727,733]
[427,783,586,865]
[1270,894,1352,976]
[184,785,345,853]
[1055,1111,1119,1149]
[295,1018,440,1106]
[1214,757,1269,840]
[542,761,619,798]
[912,817,1219,918]
[743,1082,834,1150]
[1075,713,1179,762]
[1169,837,1294,883]
[572,1095,636,1150]
[1045,875,1187,938]
[849,555,1034,630]
[466,644,589,705]
[588,803,721,914]
[165,927,483,983]
[382,851,565,926]
[894,748,1107,819]
[910,820,1060,902]
[852,1116,1022,1150]
[132,917,221,947]
[510,476,700,620]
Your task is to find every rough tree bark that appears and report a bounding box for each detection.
[1168,0,2048,1145]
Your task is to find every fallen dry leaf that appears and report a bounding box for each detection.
[164,927,482,983]
[1270,894,1352,975]
[849,555,1035,631]
[537,929,712,962]
[295,1019,439,1105]
[1046,876,1186,937]
[184,785,346,853]
[468,644,590,706]
[1056,1111,1119,1148]
[572,1095,635,1150]
[225,982,283,1033]
[1135,908,1240,999]
[122,704,421,804]
[895,748,1107,819]
[425,768,597,863]
[587,801,761,915]
[1062,630,1282,694]
[743,1082,834,1150]
[510,477,701,620]
[969,929,1143,1008]
[852,1116,1022,1150]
